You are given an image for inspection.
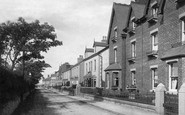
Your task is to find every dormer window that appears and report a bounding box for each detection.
[114,27,118,38]
[112,27,118,42]
[131,17,136,30]
[151,4,158,16]
[128,17,136,35]
[148,1,158,23]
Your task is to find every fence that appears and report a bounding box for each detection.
[80,87,155,105]
[163,92,178,115]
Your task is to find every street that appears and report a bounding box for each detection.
[12,89,123,115]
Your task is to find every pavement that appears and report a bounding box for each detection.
[12,88,159,115]
[52,89,159,115]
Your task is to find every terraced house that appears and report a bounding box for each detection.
[105,2,130,91]
[83,38,109,87]
[120,0,185,93]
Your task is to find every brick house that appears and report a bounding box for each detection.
[105,3,130,90]
[124,0,185,93]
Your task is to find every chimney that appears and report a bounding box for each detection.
[77,55,83,63]
[101,36,107,43]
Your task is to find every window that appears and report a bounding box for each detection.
[114,48,117,63]
[113,72,119,87]
[91,61,92,72]
[106,73,110,88]
[151,2,158,17]
[151,32,158,51]
[89,62,90,72]
[181,19,185,42]
[131,41,136,58]
[131,17,136,30]
[151,7,158,16]
[131,71,136,86]
[151,68,158,89]
[86,63,88,74]
[114,27,118,38]
[94,60,96,71]
[169,62,178,91]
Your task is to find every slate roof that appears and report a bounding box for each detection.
[161,46,185,60]
[93,41,107,47]
[104,63,122,71]
[131,2,146,19]
[85,48,94,53]
[107,3,130,44]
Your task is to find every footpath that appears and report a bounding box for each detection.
[51,89,159,115]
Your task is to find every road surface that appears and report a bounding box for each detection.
[12,89,123,115]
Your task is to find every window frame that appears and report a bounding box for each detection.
[150,29,158,51]
[168,61,178,92]
[114,26,118,38]
[131,40,136,58]
[131,70,136,86]
[151,67,158,90]
[112,71,119,87]
[114,47,117,63]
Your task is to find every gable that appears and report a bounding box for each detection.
[107,3,130,44]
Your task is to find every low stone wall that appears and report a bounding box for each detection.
[79,93,156,113]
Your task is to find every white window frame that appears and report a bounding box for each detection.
[131,40,136,58]
[94,59,96,71]
[131,17,136,30]
[150,66,158,90]
[114,47,117,63]
[151,1,158,16]
[114,26,118,38]
[167,60,178,92]
[112,71,119,87]
[181,19,185,42]
[106,72,110,89]
[150,29,158,51]
[131,70,136,86]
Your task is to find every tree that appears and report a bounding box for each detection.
[0,17,62,70]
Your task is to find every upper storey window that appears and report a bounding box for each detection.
[181,19,185,42]
[148,1,158,23]
[112,26,118,42]
[128,17,136,35]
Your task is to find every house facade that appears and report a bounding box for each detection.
[70,55,83,86]
[122,0,185,93]
[105,3,130,90]
[83,38,109,87]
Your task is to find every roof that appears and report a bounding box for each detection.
[144,0,165,16]
[83,46,109,62]
[85,48,94,53]
[131,2,146,19]
[107,3,130,44]
[161,45,185,60]
[104,63,122,71]
[93,41,107,47]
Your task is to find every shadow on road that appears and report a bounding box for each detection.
[12,89,60,115]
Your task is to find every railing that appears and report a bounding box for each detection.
[80,87,155,105]
[163,92,178,115]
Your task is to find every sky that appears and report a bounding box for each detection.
[0,0,131,78]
